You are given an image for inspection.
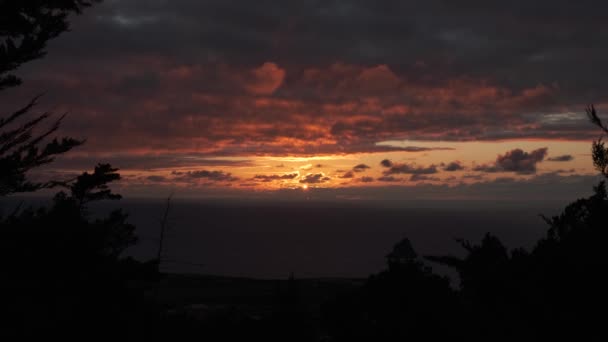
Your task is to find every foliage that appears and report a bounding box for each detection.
[0,96,83,195]
[587,105,608,178]
[0,1,161,339]
[0,163,160,339]
[0,0,99,90]
[419,107,608,341]
[323,108,608,341]
[0,1,100,195]
[323,239,461,341]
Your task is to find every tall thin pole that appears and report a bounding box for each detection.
[156,194,172,272]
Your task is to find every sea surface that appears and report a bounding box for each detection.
[119,199,562,280]
[2,197,567,281]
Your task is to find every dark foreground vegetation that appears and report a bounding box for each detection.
[2,1,608,340]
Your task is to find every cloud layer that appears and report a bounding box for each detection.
[1,0,604,162]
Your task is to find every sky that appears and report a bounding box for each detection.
[3,0,608,201]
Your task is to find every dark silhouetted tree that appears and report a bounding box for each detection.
[323,238,461,342]
[0,97,83,195]
[0,1,99,195]
[324,107,608,341]
[0,2,162,339]
[424,106,608,341]
[0,163,161,339]
[0,0,99,90]
[587,105,608,178]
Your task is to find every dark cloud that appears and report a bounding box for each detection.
[0,0,602,163]
[495,148,548,173]
[443,161,465,172]
[146,175,168,182]
[173,170,238,182]
[377,175,401,182]
[410,174,440,182]
[132,173,602,203]
[383,163,438,175]
[299,173,331,184]
[339,171,355,179]
[353,163,371,172]
[361,173,601,202]
[51,153,255,171]
[462,174,486,181]
[380,159,394,168]
[359,176,374,183]
[472,165,500,173]
[47,0,608,87]
[547,154,574,162]
[554,168,576,173]
[371,145,454,153]
[474,148,548,174]
[253,173,299,182]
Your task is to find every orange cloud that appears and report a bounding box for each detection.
[244,62,286,95]
[9,58,591,162]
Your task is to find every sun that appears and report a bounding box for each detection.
[302,184,309,190]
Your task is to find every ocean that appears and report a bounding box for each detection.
[1,196,566,281]
[114,198,561,280]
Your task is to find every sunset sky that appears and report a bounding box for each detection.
[3,0,607,201]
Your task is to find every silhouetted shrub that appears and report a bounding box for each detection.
[1,164,159,339]
[1,1,99,195]
[323,239,462,341]
[0,2,164,338]
[324,108,608,341]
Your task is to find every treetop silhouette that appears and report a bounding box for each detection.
[0,0,99,90]
[0,1,100,196]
